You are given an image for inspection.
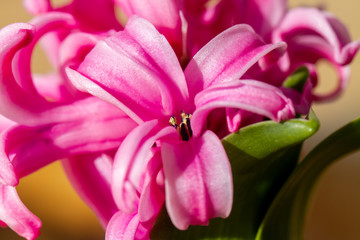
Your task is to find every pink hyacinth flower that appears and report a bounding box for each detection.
[271,7,360,101]
[114,0,183,57]
[23,0,121,31]
[64,148,159,239]
[0,12,137,239]
[216,0,360,105]
[118,0,359,111]
[23,0,121,69]
[66,16,295,234]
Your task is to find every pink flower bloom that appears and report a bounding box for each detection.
[215,0,360,106]
[114,0,183,57]
[66,16,295,235]
[118,0,359,112]
[0,12,136,240]
[63,151,154,239]
[271,7,360,101]
[23,0,121,72]
[62,153,119,228]
[23,0,121,31]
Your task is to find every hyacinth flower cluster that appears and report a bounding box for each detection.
[0,0,359,239]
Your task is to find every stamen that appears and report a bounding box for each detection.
[186,117,193,137]
[169,111,193,141]
[180,124,190,141]
[169,116,178,128]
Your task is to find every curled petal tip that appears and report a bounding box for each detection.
[338,39,360,65]
[0,145,18,186]
[0,185,41,240]
[0,173,19,187]
[258,42,287,70]
[0,23,35,48]
[23,0,52,15]
[29,11,78,28]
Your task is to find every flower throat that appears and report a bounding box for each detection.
[169,111,193,141]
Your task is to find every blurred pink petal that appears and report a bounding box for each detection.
[0,185,41,240]
[23,0,51,15]
[272,7,360,101]
[106,211,150,240]
[114,0,182,56]
[13,12,76,95]
[24,0,121,31]
[234,0,286,38]
[62,153,118,227]
[184,24,286,99]
[23,0,120,68]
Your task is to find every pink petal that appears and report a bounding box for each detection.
[0,133,17,186]
[185,24,286,99]
[71,17,189,122]
[183,0,234,57]
[24,0,121,32]
[138,153,165,223]
[62,153,118,228]
[162,130,233,230]
[225,108,263,133]
[57,32,103,99]
[277,33,352,101]
[313,64,350,101]
[23,0,51,15]
[0,22,97,126]
[112,120,177,214]
[59,32,101,69]
[0,115,15,133]
[23,1,119,68]
[191,80,295,137]
[0,98,136,185]
[0,220,7,227]
[66,68,144,124]
[70,0,121,32]
[237,0,286,38]
[13,12,76,95]
[0,185,41,240]
[0,23,48,125]
[273,8,360,67]
[185,0,286,56]
[32,73,73,102]
[105,211,150,240]
[114,0,182,56]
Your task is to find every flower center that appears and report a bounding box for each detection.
[169,111,193,141]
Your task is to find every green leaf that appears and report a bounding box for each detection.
[256,117,360,240]
[282,66,309,92]
[151,112,319,240]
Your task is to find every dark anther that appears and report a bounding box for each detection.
[186,117,193,137]
[169,111,192,141]
[180,124,190,141]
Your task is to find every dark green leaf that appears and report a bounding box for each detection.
[256,117,360,240]
[151,112,319,240]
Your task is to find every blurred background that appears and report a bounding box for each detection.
[0,0,359,239]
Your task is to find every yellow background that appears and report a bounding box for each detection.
[0,0,360,239]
